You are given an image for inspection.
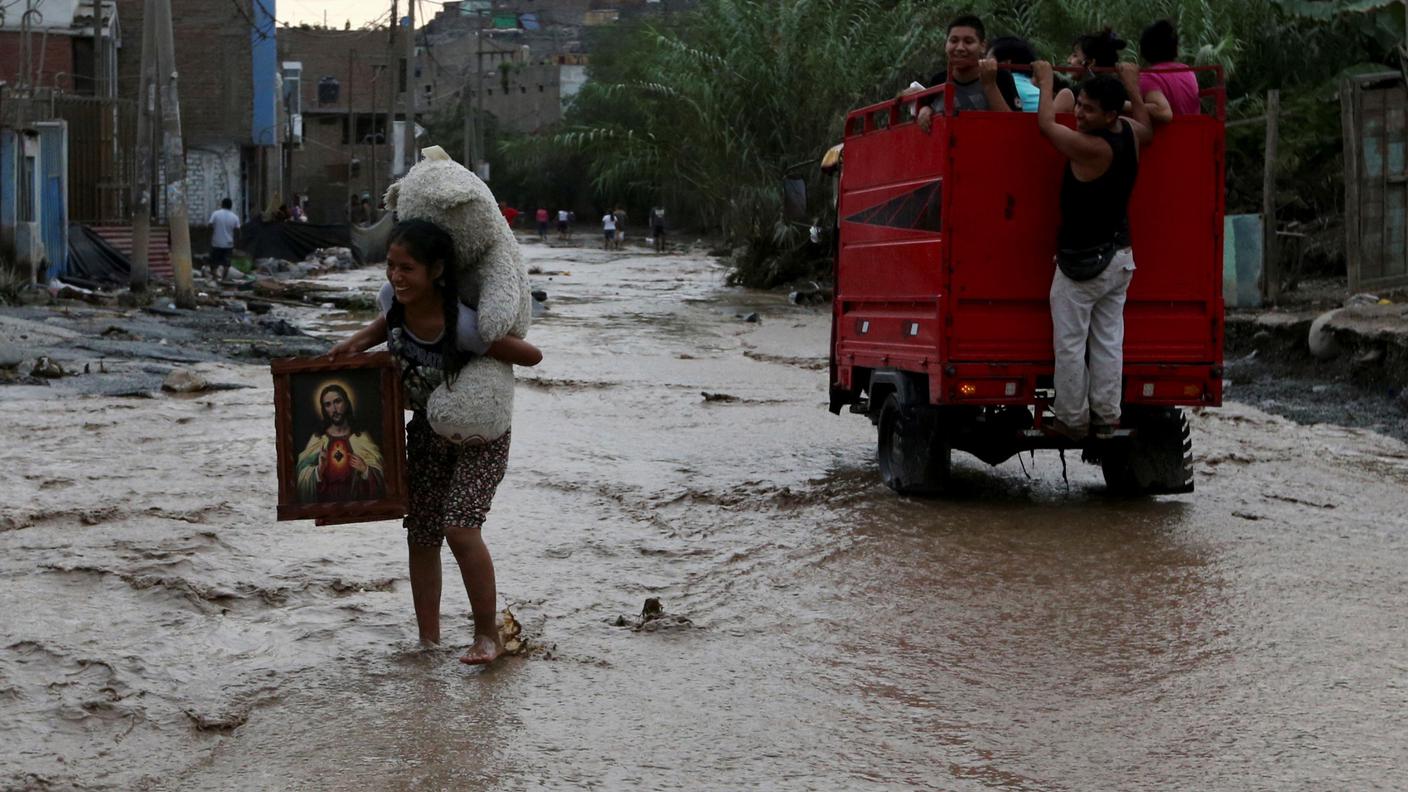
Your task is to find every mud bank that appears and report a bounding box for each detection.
[1225,304,1408,443]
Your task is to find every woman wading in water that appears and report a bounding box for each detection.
[330,219,542,665]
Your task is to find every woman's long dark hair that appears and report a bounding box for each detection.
[386,219,466,385]
[1076,28,1127,69]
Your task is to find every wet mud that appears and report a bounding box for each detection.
[2,243,1406,790]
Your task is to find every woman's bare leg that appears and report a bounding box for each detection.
[444,526,501,664]
[408,543,442,645]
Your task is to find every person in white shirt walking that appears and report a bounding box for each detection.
[601,211,617,251]
[208,198,241,281]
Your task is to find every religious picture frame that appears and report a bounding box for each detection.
[270,352,408,525]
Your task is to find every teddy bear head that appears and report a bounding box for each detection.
[382,147,530,341]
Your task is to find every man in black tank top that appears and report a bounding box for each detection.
[1032,61,1153,440]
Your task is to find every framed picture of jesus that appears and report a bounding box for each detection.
[271,352,408,524]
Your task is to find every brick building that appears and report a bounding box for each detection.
[114,0,277,223]
[277,27,404,225]
[0,0,119,96]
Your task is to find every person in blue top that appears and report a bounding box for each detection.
[329,219,542,666]
[987,36,1040,113]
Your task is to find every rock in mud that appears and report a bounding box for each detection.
[261,318,309,337]
[1308,309,1341,361]
[31,356,65,378]
[741,312,760,323]
[162,368,209,393]
[224,300,249,314]
[0,344,24,369]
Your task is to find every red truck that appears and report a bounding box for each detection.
[828,70,1226,495]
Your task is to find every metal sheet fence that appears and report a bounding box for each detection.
[0,91,137,225]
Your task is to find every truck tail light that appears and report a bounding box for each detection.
[958,382,978,397]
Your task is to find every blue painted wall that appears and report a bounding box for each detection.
[251,0,278,146]
[0,129,15,236]
[38,122,69,280]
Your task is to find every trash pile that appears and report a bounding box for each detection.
[253,247,358,278]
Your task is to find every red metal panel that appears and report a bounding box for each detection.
[832,76,1224,410]
[835,95,948,377]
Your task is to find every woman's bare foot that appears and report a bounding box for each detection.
[459,633,502,666]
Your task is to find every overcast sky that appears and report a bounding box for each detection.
[279,0,416,30]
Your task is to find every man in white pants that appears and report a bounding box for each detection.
[1033,60,1152,439]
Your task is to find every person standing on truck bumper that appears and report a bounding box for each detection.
[1033,61,1153,439]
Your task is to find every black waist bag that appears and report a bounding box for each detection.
[1056,241,1118,282]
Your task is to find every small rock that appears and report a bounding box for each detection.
[1307,309,1341,361]
[246,300,273,315]
[261,318,306,337]
[0,344,24,369]
[742,312,760,323]
[531,290,548,302]
[162,368,209,393]
[31,356,65,378]
[224,300,248,314]
[17,288,52,306]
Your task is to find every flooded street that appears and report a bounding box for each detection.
[3,242,1407,791]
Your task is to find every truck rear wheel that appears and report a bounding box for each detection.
[877,395,951,496]
[1101,408,1194,495]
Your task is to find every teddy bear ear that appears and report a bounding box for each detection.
[383,181,400,211]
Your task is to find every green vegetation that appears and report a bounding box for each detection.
[496,0,1403,288]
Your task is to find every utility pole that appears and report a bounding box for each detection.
[348,48,356,207]
[1262,89,1281,305]
[476,11,485,177]
[130,0,157,293]
[402,0,416,175]
[470,69,481,166]
[383,0,397,199]
[154,0,196,308]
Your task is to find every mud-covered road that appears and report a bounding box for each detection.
[3,243,1406,790]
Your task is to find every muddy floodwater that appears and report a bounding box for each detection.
[3,243,1407,791]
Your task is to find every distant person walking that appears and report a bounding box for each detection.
[499,202,520,228]
[556,209,570,239]
[612,206,627,250]
[650,206,666,253]
[601,210,617,250]
[208,198,241,281]
[535,207,550,241]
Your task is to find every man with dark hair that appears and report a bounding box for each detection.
[916,14,1018,133]
[1138,19,1199,121]
[207,197,240,282]
[296,384,386,502]
[1033,60,1152,440]
[987,35,1039,113]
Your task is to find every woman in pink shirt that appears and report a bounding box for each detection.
[1138,19,1200,122]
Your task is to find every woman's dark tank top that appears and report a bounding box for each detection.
[1057,122,1138,250]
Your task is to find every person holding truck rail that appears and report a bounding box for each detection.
[1033,60,1152,440]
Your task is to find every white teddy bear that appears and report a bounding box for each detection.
[384,146,532,444]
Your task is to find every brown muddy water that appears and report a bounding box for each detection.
[2,243,1407,791]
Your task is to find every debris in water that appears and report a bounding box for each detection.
[701,391,739,403]
[610,597,693,632]
[500,607,526,655]
[162,368,209,393]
